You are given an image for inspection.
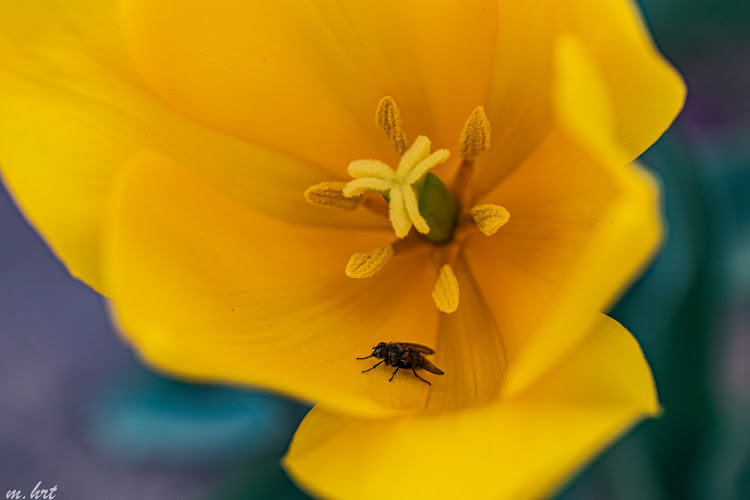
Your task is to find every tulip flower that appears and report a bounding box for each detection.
[0,1,684,498]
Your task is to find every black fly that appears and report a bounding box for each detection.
[357,342,444,385]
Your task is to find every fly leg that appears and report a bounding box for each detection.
[412,367,431,385]
[362,359,385,373]
[389,367,401,381]
[356,354,374,360]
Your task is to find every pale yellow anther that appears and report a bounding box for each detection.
[432,264,460,313]
[470,204,510,236]
[345,245,395,279]
[304,182,362,210]
[458,106,491,161]
[376,96,408,155]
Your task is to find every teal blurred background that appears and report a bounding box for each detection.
[557,1,750,498]
[1,1,749,498]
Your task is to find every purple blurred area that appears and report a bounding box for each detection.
[0,185,222,499]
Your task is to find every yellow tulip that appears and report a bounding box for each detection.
[0,1,684,498]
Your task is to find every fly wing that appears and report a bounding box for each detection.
[396,342,435,355]
[417,356,444,375]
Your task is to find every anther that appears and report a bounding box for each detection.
[376,96,408,155]
[458,106,491,161]
[470,204,510,236]
[432,264,460,313]
[454,106,492,212]
[304,181,362,210]
[345,245,395,279]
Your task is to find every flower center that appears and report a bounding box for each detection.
[343,135,454,242]
[304,97,510,313]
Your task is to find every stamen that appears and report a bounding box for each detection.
[376,96,408,155]
[458,106,491,161]
[345,245,395,279]
[304,182,362,210]
[470,204,510,236]
[307,99,502,312]
[432,264,460,313]
[454,106,492,213]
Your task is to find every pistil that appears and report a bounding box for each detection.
[342,135,452,239]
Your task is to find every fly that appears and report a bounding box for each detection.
[357,341,444,385]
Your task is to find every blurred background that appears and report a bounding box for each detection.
[1,1,749,498]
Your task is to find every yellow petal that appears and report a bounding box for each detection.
[424,258,506,410]
[475,0,685,193]
[284,315,658,500]
[466,36,663,396]
[0,1,130,291]
[0,2,125,60]
[121,0,499,176]
[554,36,617,161]
[0,1,385,293]
[103,152,440,417]
[560,0,686,159]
